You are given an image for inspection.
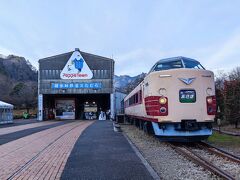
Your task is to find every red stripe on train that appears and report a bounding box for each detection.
[145,96,168,116]
[126,115,158,122]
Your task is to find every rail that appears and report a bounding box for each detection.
[198,142,240,164]
[168,142,238,180]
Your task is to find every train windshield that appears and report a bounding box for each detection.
[183,59,205,69]
[152,59,205,72]
[153,60,183,71]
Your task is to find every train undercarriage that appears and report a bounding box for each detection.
[125,115,213,142]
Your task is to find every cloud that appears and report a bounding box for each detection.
[0,46,14,56]
[115,48,165,76]
[114,47,215,76]
[206,31,240,69]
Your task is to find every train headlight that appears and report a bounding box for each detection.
[207,97,213,104]
[159,88,167,96]
[206,88,213,95]
[160,107,167,113]
[159,97,167,104]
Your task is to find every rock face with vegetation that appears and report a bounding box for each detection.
[0,54,37,109]
[114,73,146,94]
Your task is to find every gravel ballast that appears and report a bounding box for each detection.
[121,124,220,180]
[191,147,240,179]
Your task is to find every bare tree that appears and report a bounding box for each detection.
[215,71,227,122]
[229,67,240,81]
[10,81,37,112]
[224,67,240,128]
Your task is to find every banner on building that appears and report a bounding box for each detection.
[51,82,102,89]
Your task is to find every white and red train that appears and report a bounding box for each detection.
[124,57,216,141]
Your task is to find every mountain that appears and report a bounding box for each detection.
[114,75,137,89]
[0,54,37,108]
[114,73,147,94]
[0,55,37,81]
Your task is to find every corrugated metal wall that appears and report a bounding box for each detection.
[38,50,114,94]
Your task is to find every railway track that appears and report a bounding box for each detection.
[169,142,240,180]
[198,142,240,164]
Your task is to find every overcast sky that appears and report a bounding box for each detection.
[0,0,240,76]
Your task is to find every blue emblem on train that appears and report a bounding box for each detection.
[178,77,196,85]
[73,57,84,72]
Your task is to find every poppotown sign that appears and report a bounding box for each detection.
[60,51,93,79]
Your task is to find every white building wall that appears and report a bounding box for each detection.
[115,91,127,115]
[110,93,115,119]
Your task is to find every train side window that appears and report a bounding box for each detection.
[135,93,138,104]
[129,96,134,105]
[139,90,142,103]
[125,100,128,108]
[126,91,143,106]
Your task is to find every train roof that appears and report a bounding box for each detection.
[149,56,205,73]
[156,56,200,64]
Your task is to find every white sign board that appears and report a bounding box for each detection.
[38,94,43,121]
[60,51,93,79]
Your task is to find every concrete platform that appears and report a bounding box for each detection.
[61,121,153,180]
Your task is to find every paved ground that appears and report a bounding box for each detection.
[0,121,59,136]
[0,120,93,179]
[0,121,73,145]
[0,120,154,180]
[61,121,153,180]
[0,119,39,128]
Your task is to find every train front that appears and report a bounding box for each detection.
[145,57,216,141]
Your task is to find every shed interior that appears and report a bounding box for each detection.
[43,94,110,120]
